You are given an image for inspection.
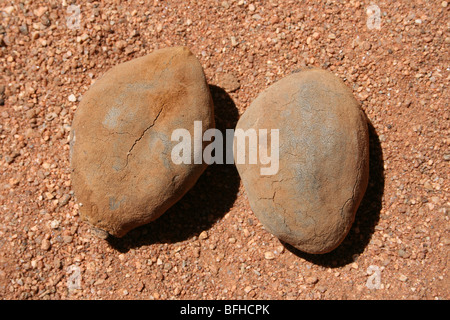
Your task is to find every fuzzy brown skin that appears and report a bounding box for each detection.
[234,68,369,254]
[70,47,214,237]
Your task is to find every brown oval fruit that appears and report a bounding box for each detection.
[70,47,214,238]
[234,68,369,254]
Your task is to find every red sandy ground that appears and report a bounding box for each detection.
[0,0,448,300]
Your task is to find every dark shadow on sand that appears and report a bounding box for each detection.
[107,85,240,253]
[284,119,385,267]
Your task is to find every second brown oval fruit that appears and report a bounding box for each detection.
[234,68,369,254]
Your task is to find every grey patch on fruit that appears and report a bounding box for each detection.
[103,106,121,130]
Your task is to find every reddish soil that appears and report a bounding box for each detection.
[0,0,448,300]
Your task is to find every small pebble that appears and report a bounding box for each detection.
[193,247,200,258]
[398,249,409,258]
[275,245,284,254]
[424,181,433,190]
[317,285,327,293]
[399,275,408,282]
[199,231,208,240]
[3,6,15,14]
[63,235,73,243]
[50,220,60,229]
[58,194,71,207]
[41,239,51,251]
[231,36,238,47]
[217,73,240,92]
[305,276,319,285]
[264,251,275,260]
[115,40,127,51]
[26,109,36,119]
[137,282,145,292]
[19,24,28,35]
[33,6,48,17]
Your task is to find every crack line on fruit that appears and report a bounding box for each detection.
[124,106,164,168]
[339,152,364,219]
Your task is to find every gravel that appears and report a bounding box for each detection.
[0,0,448,300]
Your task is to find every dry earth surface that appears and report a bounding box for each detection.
[0,0,448,300]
